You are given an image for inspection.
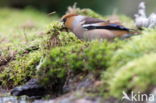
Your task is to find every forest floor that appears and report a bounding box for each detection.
[0,8,156,103]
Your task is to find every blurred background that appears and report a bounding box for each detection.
[0,0,156,16]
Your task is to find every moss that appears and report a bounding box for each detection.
[114,29,156,66]
[77,9,105,19]
[66,5,105,19]
[0,51,42,88]
[101,28,156,98]
[2,7,156,100]
[0,9,82,89]
[104,29,156,78]
[45,21,81,49]
[0,8,56,69]
[118,15,136,28]
[37,40,122,88]
[109,53,156,97]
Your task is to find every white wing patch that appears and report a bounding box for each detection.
[82,23,100,30]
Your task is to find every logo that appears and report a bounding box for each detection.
[122,91,155,102]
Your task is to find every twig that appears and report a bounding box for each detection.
[48,11,56,16]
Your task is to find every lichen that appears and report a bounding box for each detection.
[135,2,156,29]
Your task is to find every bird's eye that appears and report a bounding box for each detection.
[63,18,67,22]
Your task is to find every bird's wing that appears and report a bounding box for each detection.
[83,23,129,31]
[82,19,129,31]
[81,17,105,24]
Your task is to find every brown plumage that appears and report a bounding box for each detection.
[61,13,131,41]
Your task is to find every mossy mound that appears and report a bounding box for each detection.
[45,21,81,48]
[103,28,156,97]
[37,40,122,89]
[0,51,42,88]
[0,8,54,88]
[0,16,82,89]
[111,29,156,68]
[109,53,156,97]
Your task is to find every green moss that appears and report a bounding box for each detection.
[102,28,156,98]
[2,7,156,100]
[109,53,156,97]
[0,8,55,48]
[0,8,57,81]
[0,8,57,67]
[77,8,105,19]
[118,15,136,28]
[37,40,121,88]
[66,6,105,19]
[45,21,81,48]
[104,29,156,77]
[0,51,42,88]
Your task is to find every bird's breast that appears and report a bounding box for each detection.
[83,29,115,40]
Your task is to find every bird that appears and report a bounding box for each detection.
[61,13,132,41]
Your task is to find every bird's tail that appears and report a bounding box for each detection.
[129,29,141,35]
[120,29,141,40]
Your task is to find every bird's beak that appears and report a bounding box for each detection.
[60,20,65,27]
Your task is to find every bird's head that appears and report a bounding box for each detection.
[61,13,78,30]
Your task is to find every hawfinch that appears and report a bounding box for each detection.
[61,13,132,41]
